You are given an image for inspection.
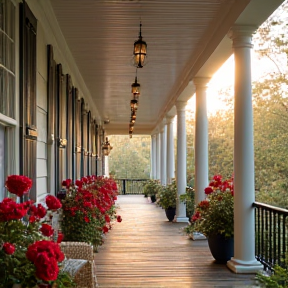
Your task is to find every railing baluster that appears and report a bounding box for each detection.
[269,209,272,267]
[253,202,288,271]
[261,207,264,266]
[273,211,276,266]
[265,209,268,268]
[283,215,286,266]
[257,206,260,262]
[115,179,148,195]
[278,212,281,266]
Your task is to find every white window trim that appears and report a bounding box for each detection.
[0,113,17,127]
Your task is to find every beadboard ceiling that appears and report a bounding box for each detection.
[49,0,284,135]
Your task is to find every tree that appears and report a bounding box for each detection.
[109,135,151,179]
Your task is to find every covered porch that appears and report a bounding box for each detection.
[0,0,287,286]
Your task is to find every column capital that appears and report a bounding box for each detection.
[175,101,187,112]
[228,25,256,49]
[151,134,157,139]
[193,77,211,88]
[165,115,175,124]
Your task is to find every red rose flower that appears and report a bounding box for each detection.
[213,174,222,182]
[57,233,64,243]
[192,211,201,222]
[62,180,67,187]
[204,186,213,195]
[102,226,109,233]
[75,180,83,188]
[117,215,122,223]
[34,251,59,281]
[81,177,88,184]
[3,242,15,255]
[198,200,209,209]
[40,224,54,237]
[5,175,32,197]
[46,195,62,210]
[29,215,36,223]
[36,204,47,218]
[27,240,64,263]
[0,199,29,221]
[105,214,110,223]
[84,216,90,223]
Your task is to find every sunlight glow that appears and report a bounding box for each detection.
[187,50,280,116]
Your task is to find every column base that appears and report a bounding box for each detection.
[176,216,189,223]
[190,232,206,241]
[227,258,263,274]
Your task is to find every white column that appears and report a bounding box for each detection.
[194,77,210,205]
[176,101,188,222]
[156,131,161,180]
[104,155,109,177]
[166,116,175,184]
[160,122,167,185]
[151,135,157,179]
[227,26,263,273]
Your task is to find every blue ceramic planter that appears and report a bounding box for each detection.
[207,234,234,263]
[165,207,176,222]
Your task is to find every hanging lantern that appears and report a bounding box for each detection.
[130,98,138,111]
[131,76,140,95]
[131,111,136,123]
[102,137,111,156]
[133,22,147,68]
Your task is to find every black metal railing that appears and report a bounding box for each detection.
[115,179,148,195]
[253,202,288,270]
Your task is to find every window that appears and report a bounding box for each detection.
[0,0,15,119]
[0,124,5,200]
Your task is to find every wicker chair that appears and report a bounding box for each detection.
[60,242,98,288]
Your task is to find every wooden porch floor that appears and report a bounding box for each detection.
[95,195,257,288]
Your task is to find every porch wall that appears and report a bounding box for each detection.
[19,0,95,201]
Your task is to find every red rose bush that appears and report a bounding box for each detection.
[60,175,121,249]
[185,175,234,238]
[0,175,73,287]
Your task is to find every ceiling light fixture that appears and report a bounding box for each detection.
[131,75,140,96]
[130,98,138,111]
[102,137,113,156]
[133,21,147,68]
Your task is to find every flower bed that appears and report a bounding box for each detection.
[60,176,122,250]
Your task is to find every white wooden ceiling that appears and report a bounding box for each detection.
[49,0,284,135]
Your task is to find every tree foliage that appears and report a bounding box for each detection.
[109,135,150,179]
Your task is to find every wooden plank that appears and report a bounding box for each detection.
[94,195,256,288]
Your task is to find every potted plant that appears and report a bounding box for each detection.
[143,180,160,203]
[179,186,195,219]
[0,175,74,288]
[157,180,177,221]
[189,175,234,263]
